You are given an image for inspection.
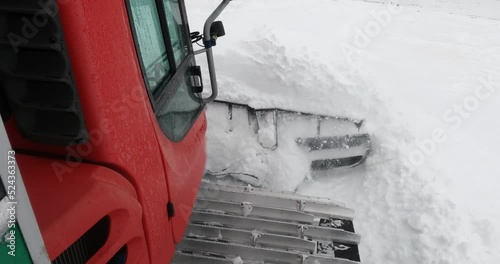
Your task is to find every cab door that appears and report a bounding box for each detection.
[127,0,207,242]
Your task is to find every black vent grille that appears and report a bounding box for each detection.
[53,216,110,264]
[108,245,128,264]
[0,177,5,199]
[0,0,88,145]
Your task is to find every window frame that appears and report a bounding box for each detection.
[126,0,194,107]
[126,0,204,142]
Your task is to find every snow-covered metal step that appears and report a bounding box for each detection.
[173,252,360,264]
[304,255,360,264]
[198,183,354,219]
[177,238,303,263]
[190,211,361,245]
[172,237,359,264]
[176,238,358,264]
[201,182,345,205]
[186,224,317,253]
[195,198,315,224]
[172,251,237,264]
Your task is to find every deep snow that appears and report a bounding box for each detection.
[352,0,500,20]
[187,0,500,263]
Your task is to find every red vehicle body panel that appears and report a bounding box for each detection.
[155,120,207,243]
[19,154,149,263]
[5,0,207,262]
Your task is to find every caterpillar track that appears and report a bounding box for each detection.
[173,182,362,264]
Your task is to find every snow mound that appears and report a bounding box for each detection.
[215,35,384,120]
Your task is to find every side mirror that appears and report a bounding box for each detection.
[210,21,225,47]
[210,21,226,38]
[200,0,233,104]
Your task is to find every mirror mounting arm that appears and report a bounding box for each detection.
[201,0,232,104]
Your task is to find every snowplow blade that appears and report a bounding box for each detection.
[207,100,371,171]
[173,182,361,263]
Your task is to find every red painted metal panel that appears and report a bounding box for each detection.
[19,154,149,263]
[154,111,207,242]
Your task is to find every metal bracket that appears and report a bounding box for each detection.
[199,0,233,104]
[240,202,254,217]
[297,225,308,238]
[296,200,306,211]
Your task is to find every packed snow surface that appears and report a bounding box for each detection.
[188,0,500,263]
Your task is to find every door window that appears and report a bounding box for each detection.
[129,0,171,91]
[128,0,203,142]
[163,0,189,66]
[157,77,202,142]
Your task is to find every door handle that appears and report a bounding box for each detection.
[190,66,204,94]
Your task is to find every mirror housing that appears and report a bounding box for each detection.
[210,21,226,38]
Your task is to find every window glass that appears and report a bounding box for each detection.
[157,76,202,142]
[129,0,203,142]
[130,0,170,90]
[163,0,189,66]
